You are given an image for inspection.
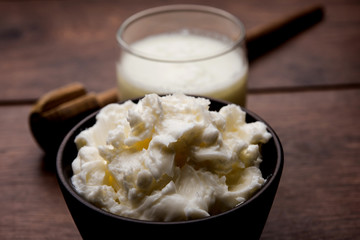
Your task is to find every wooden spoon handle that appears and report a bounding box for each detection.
[246,4,324,61]
[29,83,118,157]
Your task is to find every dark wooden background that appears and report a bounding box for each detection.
[1,0,359,239]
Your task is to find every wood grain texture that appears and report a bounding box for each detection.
[0,0,359,239]
[247,89,360,240]
[1,0,359,101]
[0,90,359,239]
[0,106,81,239]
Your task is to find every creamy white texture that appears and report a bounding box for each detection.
[71,94,271,221]
[117,31,248,106]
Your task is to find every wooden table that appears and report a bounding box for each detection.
[1,0,359,239]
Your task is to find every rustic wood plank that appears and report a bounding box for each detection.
[247,89,360,240]
[1,0,359,101]
[0,88,359,239]
[1,0,359,239]
[0,106,81,239]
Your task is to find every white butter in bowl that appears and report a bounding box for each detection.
[71,93,271,222]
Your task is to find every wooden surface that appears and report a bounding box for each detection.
[1,0,359,239]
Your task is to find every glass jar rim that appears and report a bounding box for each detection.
[116,4,246,63]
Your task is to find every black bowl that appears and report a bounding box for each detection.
[56,96,283,240]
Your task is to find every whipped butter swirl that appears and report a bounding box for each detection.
[71,93,271,221]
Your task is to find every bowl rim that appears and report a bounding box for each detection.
[56,95,283,225]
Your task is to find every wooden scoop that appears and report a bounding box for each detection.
[29,83,118,155]
[29,4,324,155]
